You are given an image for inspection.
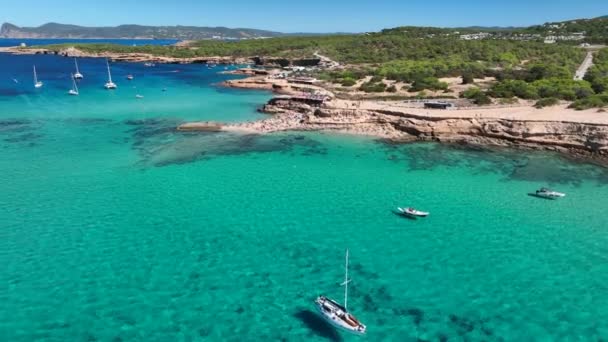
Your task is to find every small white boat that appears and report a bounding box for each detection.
[104,58,117,89]
[315,249,366,335]
[135,94,144,99]
[68,74,79,96]
[127,74,134,80]
[534,188,566,199]
[73,58,83,79]
[398,207,429,218]
[144,62,155,67]
[33,65,43,88]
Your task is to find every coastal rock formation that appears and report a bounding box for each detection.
[223,98,608,162]
[177,74,608,163]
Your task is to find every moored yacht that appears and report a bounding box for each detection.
[534,188,566,199]
[33,65,43,88]
[104,58,117,89]
[398,207,429,218]
[315,249,366,335]
[68,74,79,96]
[73,58,84,79]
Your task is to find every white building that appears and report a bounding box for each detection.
[459,32,492,40]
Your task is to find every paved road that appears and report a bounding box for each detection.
[574,52,594,80]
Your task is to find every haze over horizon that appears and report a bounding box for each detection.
[1,0,607,33]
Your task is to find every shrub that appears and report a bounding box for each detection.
[370,75,384,83]
[461,87,491,105]
[410,77,448,92]
[340,78,357,87]
[498,97,518,104]
[534,97,560,108]
[359,81,387,93]
[386,85,397,93]
[569,94,608,110]
[462,72,475,85]
[490,80,539,99]
[461,87,484,99]
[531,78,594,100]
[474,94,492,105]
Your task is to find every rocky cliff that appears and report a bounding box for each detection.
[261,100,608,161]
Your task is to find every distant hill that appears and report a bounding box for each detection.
[0,22,290,40]
[523,16,608,43]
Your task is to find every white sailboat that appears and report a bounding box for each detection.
[315,249,367,334]
[68,74,79,96]
[73,58,83,79]
[104,58,117,89]
[33,65,43,88]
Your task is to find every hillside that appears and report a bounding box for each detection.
[0,22,286,40]
[524,16,608,43]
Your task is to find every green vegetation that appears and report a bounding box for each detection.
[39,32,585,65]
[34,24,607,104]
[410,77,448,92]
[569,94,608,110]
[534,97,560,108]
[461,87,492,105]
[490,78,594,101]
[524,17,608,44]
[359,81,387,93]
[585,49,608,93]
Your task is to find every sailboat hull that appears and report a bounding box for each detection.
[315,296,366,334]
[315,303,366,334]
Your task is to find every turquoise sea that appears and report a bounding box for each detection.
[1,53,608,341]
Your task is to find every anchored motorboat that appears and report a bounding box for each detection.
[127,74,134,80]
[398,207,429,218]
[534,188,566,199]
[315,249,366,335]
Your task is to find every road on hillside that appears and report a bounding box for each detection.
[574,52,594,80]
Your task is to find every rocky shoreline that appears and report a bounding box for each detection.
[182,75,608,165]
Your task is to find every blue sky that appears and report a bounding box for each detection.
[2,0,607,33]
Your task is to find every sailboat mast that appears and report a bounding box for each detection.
[33,65,37,83]
[75,59,80,73]
[106,59,112,82]
[72,74,78,92]
[344,249,349,309]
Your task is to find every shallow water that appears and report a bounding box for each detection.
[1,54,608,341]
